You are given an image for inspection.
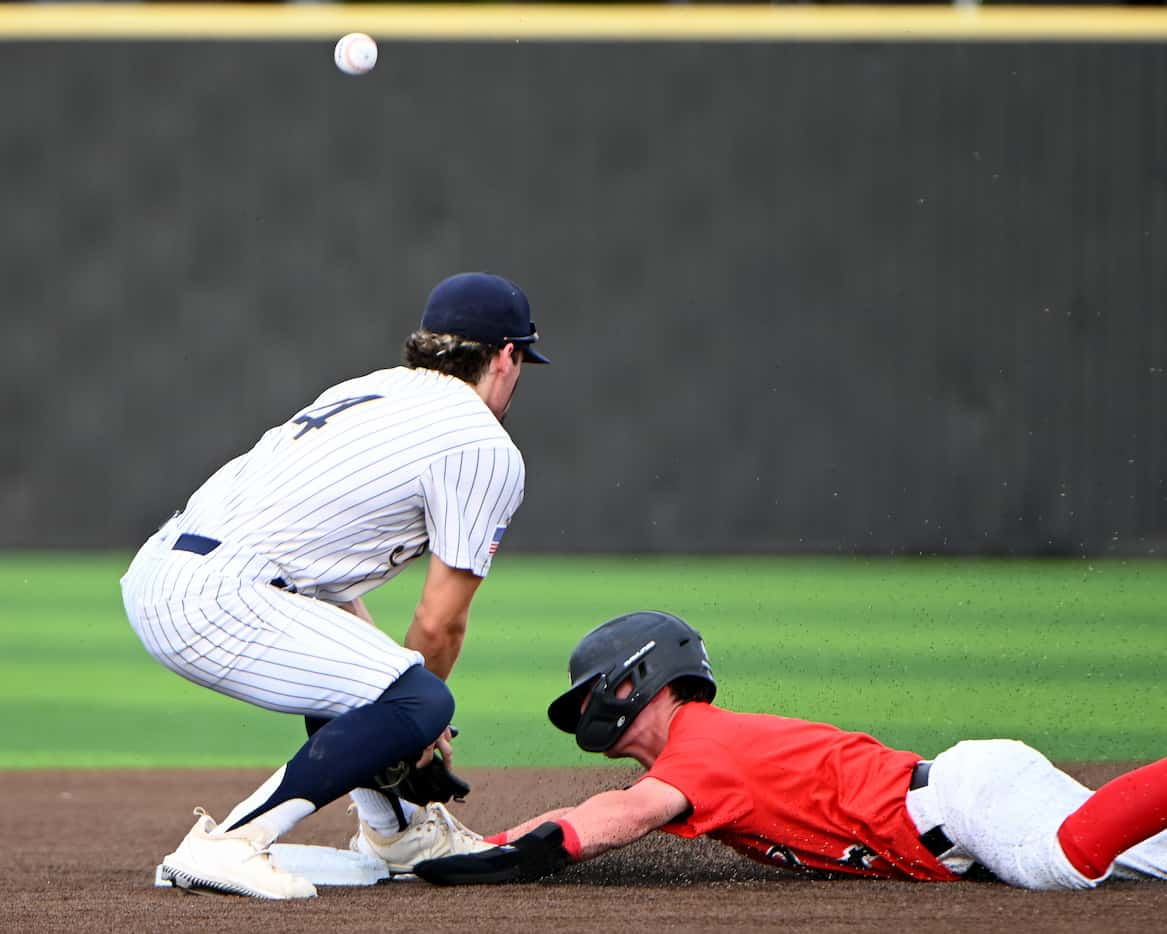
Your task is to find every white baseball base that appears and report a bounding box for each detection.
[154,843,410,888]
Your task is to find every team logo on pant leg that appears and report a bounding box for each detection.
[764,844,803,869]
[838,844,878,870]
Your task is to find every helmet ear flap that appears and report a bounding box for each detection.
[575,665,642,752]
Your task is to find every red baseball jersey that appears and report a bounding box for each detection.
[640,703,958,881]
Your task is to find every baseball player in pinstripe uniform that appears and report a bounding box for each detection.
[120,272,550,899]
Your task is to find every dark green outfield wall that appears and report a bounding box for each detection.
[2,40,1164,554]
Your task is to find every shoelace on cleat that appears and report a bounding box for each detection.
[423,805,484,846]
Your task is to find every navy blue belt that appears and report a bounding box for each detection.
[172,533,295,592]
[172,533,220,555]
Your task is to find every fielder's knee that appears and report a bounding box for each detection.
[375,664,455,747]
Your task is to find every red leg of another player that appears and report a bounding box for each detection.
[1057,757,1167,879]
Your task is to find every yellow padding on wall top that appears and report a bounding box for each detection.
[1,4,1167,42]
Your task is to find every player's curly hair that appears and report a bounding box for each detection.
[669,676,716,705]
[402,330,499,384]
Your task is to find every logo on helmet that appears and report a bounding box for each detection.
[621,640,656,669]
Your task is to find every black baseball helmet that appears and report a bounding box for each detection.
[547,610,716,752]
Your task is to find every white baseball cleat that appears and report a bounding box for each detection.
[349,802,494,873]
[159,808,317,899]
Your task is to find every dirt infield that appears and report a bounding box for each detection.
[2,764,1164,933]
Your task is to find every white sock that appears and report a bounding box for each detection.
[247,798,316,841]
[212,765,315,840]
[350,788,417,834]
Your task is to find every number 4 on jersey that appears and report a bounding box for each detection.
[291,395,383,439]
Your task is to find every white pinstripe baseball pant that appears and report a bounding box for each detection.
[120,517,424,717]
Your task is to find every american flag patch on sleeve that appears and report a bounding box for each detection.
[488,525,507,556]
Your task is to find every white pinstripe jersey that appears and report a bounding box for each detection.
[174,367,525,602]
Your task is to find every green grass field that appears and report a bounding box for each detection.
[1,554,1163,769]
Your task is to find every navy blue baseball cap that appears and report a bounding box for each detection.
[421,272,550,364]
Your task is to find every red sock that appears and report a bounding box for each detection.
[484,832,507,846]
[1057,758,1167,880]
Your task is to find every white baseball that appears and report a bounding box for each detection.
[334,33,378,76]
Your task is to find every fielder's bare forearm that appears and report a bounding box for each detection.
[404,611,466,680]
[405,554,483,679]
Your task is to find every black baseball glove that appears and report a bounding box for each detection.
[413,822,573,885]
[373,754,471,806]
